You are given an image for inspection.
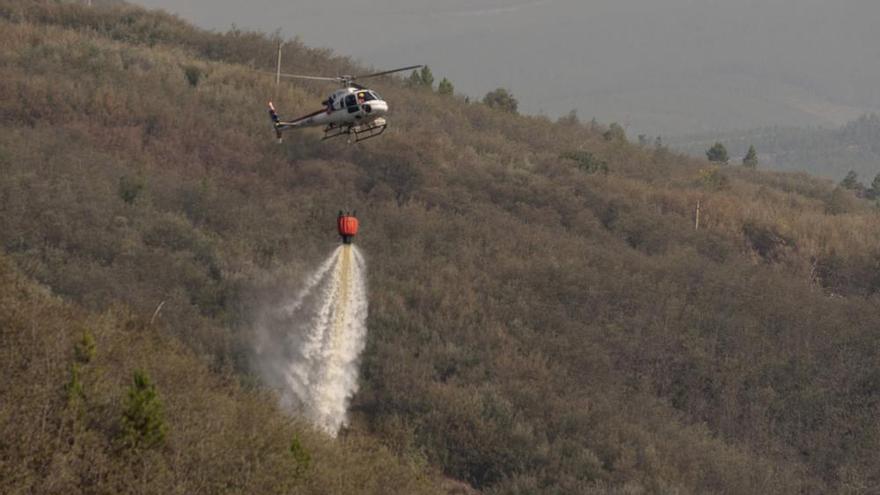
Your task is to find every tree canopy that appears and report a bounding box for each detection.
[437,77,454,96]
[706,142,730,164]
[408,65,435,90]
[483,87,518,113]
[742,145,758,168]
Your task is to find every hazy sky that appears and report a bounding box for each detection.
[134,0,880,136]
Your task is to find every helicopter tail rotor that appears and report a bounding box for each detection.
[268,101,283,142]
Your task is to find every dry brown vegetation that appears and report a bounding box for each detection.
[0,254,440,494]
[1,1,880,493]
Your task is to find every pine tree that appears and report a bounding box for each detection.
[706,142,729,164]
[407,66,435,90]
[120,370,167,449]
[419,66,434,89]
[557,109,579,126]
[866,173,880,200]
[74,329,96,364]
[438,77,454,96]
[742,145,758,168]
[406,69,422,88]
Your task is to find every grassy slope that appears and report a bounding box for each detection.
[1,1,880,493]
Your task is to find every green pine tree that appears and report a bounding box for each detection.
[406,69,422,88]
[438,77,454,96]
[557,109,579,126]
[742,145,758,168]
[120,369,167,449]
[74,330,96,364]
[706,142,729,164]
[419,65,434,89]
[868,173,880,200]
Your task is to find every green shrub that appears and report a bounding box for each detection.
[560,150,609,174]
[483,88,518,113]
[118,175,144,204]
[65,363,85,406]
[120,369,167,449]
[74,329,96,364]
[603,122,626,142]
[289,435,311,477]
[183,64,202,87]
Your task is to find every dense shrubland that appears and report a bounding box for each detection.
[2,1,880,493]
[0,255,440,494]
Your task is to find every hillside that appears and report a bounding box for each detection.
[668,114,880,182]
[0,254,440,494]
[2,1,880,493]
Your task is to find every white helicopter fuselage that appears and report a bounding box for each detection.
[287,87,389,129]
[267,63,419,143]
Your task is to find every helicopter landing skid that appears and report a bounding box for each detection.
[322,118,387,144]
[351,121,387,143]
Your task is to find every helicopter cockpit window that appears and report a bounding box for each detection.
[357,91,376,102]
[344,94,357,107]
[369,91,382,101]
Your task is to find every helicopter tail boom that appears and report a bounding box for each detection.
[268,101,328,142]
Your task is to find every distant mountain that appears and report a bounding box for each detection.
[668,114,880,181]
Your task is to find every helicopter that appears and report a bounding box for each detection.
[268,65,422,143]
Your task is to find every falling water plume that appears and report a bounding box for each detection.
[254,245,368,436]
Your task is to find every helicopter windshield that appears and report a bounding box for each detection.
[356,91,377,103]
[369,91,382,101]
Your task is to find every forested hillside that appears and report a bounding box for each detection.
[668,114,880,182]
[0,254,440,494]
[2,1,880,493]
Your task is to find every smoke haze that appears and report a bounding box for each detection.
[133,0,880,136]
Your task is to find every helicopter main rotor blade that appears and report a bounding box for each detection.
[276,72,340,82]
[352,65,424,81]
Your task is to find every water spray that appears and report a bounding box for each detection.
[254,215,368,437]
